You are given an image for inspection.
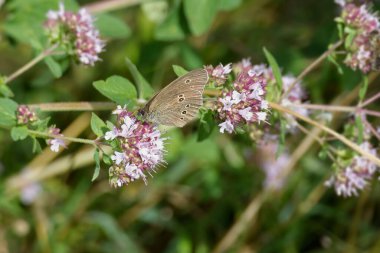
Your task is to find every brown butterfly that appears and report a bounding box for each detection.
[139,68,209,127]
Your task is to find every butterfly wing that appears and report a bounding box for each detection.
[144,68,208,127]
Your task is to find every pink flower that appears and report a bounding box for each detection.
[105,108,166,187]
[45,3,105,66]
[325,142,378,197]
[46,126,66,153]
[205,63,232,85]
[17,105,38,124]
[216,69,269,133]
[337,2,380,73]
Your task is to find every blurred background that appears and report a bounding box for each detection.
[1,0,380,252]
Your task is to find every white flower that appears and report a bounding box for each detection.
[261,100,269,110]
[219,120,234,133]
[119,120,137,138]
[256,112,267,122]
[212,63,232,77]
[335,0,346,7]
[241,58,251,68]
[232,90,246,103]
[111,151,125,165]
[49,138,65,152]
[248,82,264,100]
[125,163,144,180]
[220,96,234,111]
[104,127,119,140]
[113,105,127,115]
[238,107,253,121]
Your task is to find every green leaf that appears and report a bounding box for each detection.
[344,28,357,49]
[263,47,283,92]
[0,76,14,97]
[327,54,343,75]
[359,75,368,103]
[32,137,42,153]
[172,65,189,77]
[93,76,137,105]
[0,98,18,128]
[91,113,107,137]
[218,0,242,10]
[125,57,154,99]
[155,0,186,40]
[44,56,62,78]
[102,154,113,165]
[95,14,131,39]
[10,126,29,141]
[92,149,101,181]
[184,0,219,36]
[197,109,215,141]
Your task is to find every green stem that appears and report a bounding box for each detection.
[27,129,96,146]
[6,45,58,84]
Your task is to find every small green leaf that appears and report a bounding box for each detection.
[44,56,62,78]
[11,126,29,141]
[263,47,283,92]
[344,28,357,49]
[172,65,189,77]
[184,0,219,35]
[32,137,42,153]
[359,75,368,103]
[197,109,215,141]
[103,154,113,165]
[95,14,131,39]
[327,54,343,75]
[91,113,107,137]
[125,57,154,99]
[93,75,137,105]
[92,149,101,181]
[0,76,14,97]
[0,98,18,128]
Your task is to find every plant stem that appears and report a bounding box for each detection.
[361,92,380,107]
[27,129,96,146]
[269,102,380,166]
[85,0,144,13]
[290,103,380,118]
[282,40,343,99]
[6,45,58,84]
[28,102,116,112]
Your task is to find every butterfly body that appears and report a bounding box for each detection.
[140,68,209,127]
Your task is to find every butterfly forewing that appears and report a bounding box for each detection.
[144,69,208,127]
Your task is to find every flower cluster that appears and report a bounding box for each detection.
[205,63,232,86]
[325,142,379,197]
[216,67,268,133]
[45,3,104,66]
[233,59,308,131]
[46,126,66,153]
[17,105,38,124]
[104,106,166,187]
[336,0,380,73]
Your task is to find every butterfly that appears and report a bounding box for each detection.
[139,68,209,127]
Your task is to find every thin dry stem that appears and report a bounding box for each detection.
[6,45,57,84]
[28,102,116,112]
[85,0,143,13]
[270,102,380,166]
[282,40,343,99]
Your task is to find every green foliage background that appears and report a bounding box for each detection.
[0,0,380,252]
